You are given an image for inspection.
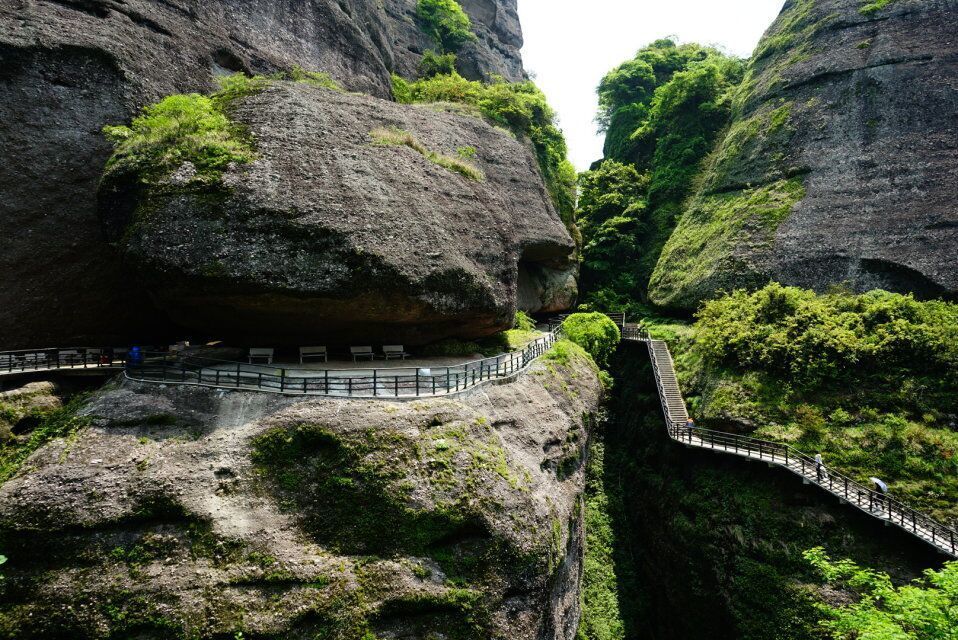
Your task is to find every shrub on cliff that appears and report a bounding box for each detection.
[103,68,341,185]
[419,50,458,78]
[805,547,958,638]
[695,283,958,386]
[416,0,476,52]
[102,93,254,183]
[561,313,621,369]
[392,72,577,227]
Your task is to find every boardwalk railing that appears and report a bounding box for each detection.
[0,348,125,375]
[623,327,958,559]
[125,329,562,398]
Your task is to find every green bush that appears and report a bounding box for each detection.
[103,68,341,184]
[391,72,577,229]
[561,313,621,369]
[103,93,254,183]
[805,547,958,638]
[416,0,476,52]
[514,311,536,331]
[419,50,458,78]
[695,283,958,386]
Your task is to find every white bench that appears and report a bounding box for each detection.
[58,349,81,365]
[299,346,327,363]
[350,346,374,362]
[382,345,409,360]
[248,348,274,364]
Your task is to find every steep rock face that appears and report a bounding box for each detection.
[98,82,576,345]
[650,0,958,309]
[0,350,601,639]
[0,0,525,348]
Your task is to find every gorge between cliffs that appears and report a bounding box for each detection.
[0,0,956,639]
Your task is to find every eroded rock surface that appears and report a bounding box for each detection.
[99,82,576,345]
[650,0,958,309]
[0,349,600,639]
[0,0,525,348]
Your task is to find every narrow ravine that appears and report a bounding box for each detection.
[579,341,942,640]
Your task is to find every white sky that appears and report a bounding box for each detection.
[516,0,786,170]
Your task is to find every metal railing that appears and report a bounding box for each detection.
[125,328,563,398]
[0,348,126,375]
[629,328,958,558]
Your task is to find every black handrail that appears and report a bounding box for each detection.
[0,347,126,375]
[630,329,958,558]
[125,327,565,398]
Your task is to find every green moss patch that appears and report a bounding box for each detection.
[370,127,485,181]
[860,0,896,15]
[649,178,805,308]
[0,393,91,483]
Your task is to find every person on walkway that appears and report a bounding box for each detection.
[870,477,889,515]
[815,453,825,482]
[686,417,696,432]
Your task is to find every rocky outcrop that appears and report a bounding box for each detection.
[98,81,576,345]
[0,346,601,639]
[649,0,958,309]
[0,0,525,348]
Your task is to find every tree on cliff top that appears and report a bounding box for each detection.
[417,0,476,53]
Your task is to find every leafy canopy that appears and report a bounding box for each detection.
[695,283,958,386]
[577,161,648,310]
[578,39,746,309]
[805,547,958,639]
[416,0,476,52]
[561,313,621,369]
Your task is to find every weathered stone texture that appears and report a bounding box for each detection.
[0,352,601,639]
[650,0,958,309]
[98,82,575,345]
[0,0,526,348]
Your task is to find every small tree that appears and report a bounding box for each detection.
[805,547,958,639]
[561,313,621,369]
[416,0,476,52]
[419,50,458,78]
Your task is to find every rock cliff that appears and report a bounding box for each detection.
[649,0,958,309]
[0,348,602,639]
[0,0,526,348]
[98,81,576,345]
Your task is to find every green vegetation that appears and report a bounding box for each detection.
[860,0,896,16]
[103,93,254,184]
[648,178,805,308]
[577,440,626,640]
[416,0,476,52]
[579,40,746,307]
[805,548,958,638]
[0,394,90,483]
[420,49,459,77]
[103,67,340,185]
[683,284,958,522]
[392,72,577,230]
[370,126,485,181]
[561,313,621,369]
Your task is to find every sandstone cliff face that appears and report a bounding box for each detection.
[98,81,576,345]
[0,0,526,348]
[649,0,958,309]
[0,350,601,639]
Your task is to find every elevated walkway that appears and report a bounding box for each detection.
[622,328,957,559]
